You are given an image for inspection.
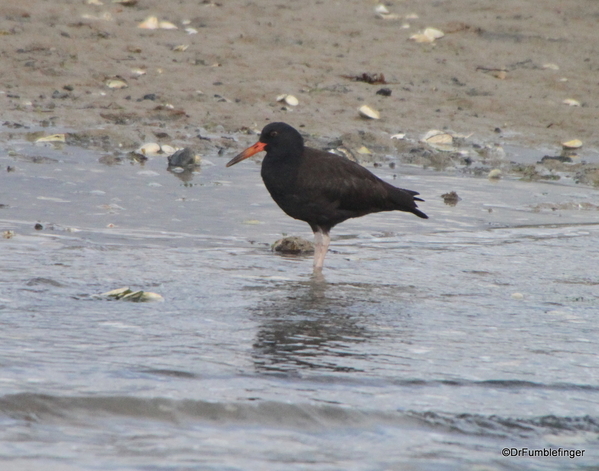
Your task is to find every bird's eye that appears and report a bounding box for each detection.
[269,131,278,138]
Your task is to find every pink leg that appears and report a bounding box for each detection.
[313,229,331,271]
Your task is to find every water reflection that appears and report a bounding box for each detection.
[250,278,375,374]
[167,165,199,184]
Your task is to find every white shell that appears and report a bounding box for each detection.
[101,287,164,302]
[374,4,389,15]
[488,169,502,179]
[122,291,164,302]
[358,105,380,120]
[562,139,582,149]
[410,33,429,43]
[160,145,178,156]
[276,94,299,106]
[101,287,130,297]
[423,131,452,144]
[159,20,178,30]
[562,98,581,107]
[422,130,455,152]
[138,16,159,29]
[137,143,161,156]
[81,12,113,21]
[106,77,128,89]
[36,134,66,143]
[378,13,401,20]
[411,27,444,43]
[374,4,400,19]
[172,44,189,52]
[542,63,560,70]
[391,133,406,140]
[284,95,299,106]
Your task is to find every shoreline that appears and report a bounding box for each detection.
[1,0,598,187]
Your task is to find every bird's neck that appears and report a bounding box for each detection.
[261,150,302,191]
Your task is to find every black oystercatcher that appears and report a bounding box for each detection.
[227,122,428,271]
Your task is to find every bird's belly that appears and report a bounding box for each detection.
[268,189,357,228]
[269,191,312,221]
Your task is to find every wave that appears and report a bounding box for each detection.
[407,410,599,439]
[1,393,596,438]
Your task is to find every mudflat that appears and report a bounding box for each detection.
[0,0,597,183]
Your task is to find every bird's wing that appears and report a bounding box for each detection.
[298,148,418,213]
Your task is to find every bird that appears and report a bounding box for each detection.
[226,122,428,271]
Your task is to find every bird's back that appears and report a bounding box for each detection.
[262,147,427,232]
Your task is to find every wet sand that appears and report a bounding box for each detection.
[1,0,598,179]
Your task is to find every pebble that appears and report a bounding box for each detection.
[272,236,314,254]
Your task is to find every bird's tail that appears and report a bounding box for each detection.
[412,207,428,219]
[395,189,428,219]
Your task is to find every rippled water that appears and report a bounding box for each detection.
[1,136,598,470]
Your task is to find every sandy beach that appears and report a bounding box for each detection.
[1,0,597,173]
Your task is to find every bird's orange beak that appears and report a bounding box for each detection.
[226,141,267,167]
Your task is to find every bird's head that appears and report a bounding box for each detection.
[226,122,304,167]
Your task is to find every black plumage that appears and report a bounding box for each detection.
[227,122,427,270]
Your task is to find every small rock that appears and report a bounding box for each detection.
[441,191,461,206]
[272,236,314,254]
[541,155,572,163]
[167,148,201,168]
[376,88,392,96]
[52,90,69,99]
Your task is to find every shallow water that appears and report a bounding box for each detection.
[1,136,599,470]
